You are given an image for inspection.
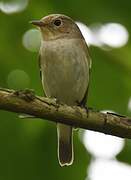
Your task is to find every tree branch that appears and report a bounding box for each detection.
[0,88,131,139]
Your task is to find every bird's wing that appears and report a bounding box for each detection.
[38,54,42,79]
[80,40,92,107]
[38,54,46,97]
[83,40,92,70]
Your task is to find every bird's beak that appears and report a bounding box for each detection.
[30,20,45,27]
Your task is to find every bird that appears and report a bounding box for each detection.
[31,14,91,166]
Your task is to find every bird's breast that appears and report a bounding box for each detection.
[40,38,89,105]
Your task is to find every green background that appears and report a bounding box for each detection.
[0,0,131,179]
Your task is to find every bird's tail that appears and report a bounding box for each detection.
[57,123,73,166]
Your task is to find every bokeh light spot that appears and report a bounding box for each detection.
[99,23,129,48]
[83,130,124,159]
[88,159,131,180]
[0,0,28,14]
[77,22,129,49]
[22,29,41,52]
[7,69,30,89]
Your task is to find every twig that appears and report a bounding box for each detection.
[0,88,131,139]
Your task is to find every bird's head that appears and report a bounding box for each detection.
[31,14,83,41]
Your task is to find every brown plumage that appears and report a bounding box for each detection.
[31,14,91,166]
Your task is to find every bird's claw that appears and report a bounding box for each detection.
[13,89,35,102]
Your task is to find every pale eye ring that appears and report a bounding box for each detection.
[53,19,62,26]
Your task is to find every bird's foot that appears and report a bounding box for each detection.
[75,100,93,114]
[13,89,35,102]
[76,100,88,110]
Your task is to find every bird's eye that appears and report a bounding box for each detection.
[54,19,62,26]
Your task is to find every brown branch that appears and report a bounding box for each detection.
[0,88,131,139]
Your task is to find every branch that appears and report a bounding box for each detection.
[0,88,131,139]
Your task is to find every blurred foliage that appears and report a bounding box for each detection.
[0,0,131,179]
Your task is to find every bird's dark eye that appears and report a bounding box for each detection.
[54,19,62,26]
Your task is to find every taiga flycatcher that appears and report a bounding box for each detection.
[31,14,91,166]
